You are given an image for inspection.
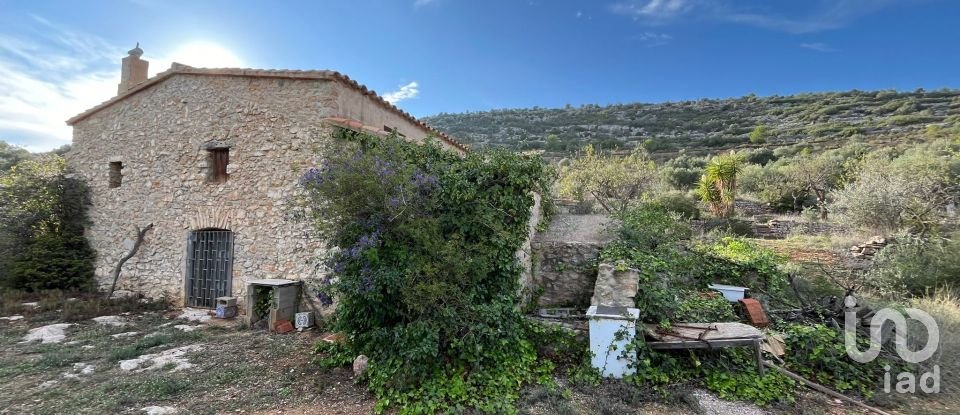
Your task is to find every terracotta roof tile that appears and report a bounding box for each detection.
[66,65,467,153]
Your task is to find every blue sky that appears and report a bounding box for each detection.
[1,0,958,151]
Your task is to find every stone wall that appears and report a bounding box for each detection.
[516,193,542,303]
[531,213,614,307]
[331,81,463,154]
[67,73,442,308]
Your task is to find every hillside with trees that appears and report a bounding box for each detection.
[424,89,960,157]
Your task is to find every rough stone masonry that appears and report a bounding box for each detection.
[66,48,464,308]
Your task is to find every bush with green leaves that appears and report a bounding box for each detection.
[675,291,737,323]
[301,129,553,413]
[651,191,701,220]
[864,233,960,297]
[659,154,706,191]
[782,324,894,397]
[697,236,788,294]
[0,155,94,291]
[557,145,656,214]
[830,145,958,233]
[614,204,692,252]
[11,234,95,291]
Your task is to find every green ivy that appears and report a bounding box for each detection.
[781,323,894,397]
[300,129,554,413]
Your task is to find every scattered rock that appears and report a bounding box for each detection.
[119,344,203,372]
[81,345,95,350]
[21,302,39,308]
[177,308,211,323]
[22,323,73,344]
[38,380,59,389]
[111,331,140,338]
[353,355,369,377]
[849,236,893,259]
[173,325,201,332]
[92,315,129,327]
[0,315,24,321]
[110,290,137,299]
[591,261,640,308]
[142,406,178,415]
[684,388,769,415]
[62,362,95,379]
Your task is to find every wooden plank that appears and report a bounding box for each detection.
[647,339,759,350]
[644,322,763,342]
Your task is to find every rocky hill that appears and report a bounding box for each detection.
[423,89,960,157]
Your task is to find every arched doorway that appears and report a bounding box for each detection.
[185,228,234,308]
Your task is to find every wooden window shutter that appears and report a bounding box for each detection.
[208,148,229,183]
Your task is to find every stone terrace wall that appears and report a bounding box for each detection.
[68,74,344,306]
[531,213,614,307]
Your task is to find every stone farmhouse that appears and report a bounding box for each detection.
[66,45,466,308]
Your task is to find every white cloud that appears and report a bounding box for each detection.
[382,81,420,104]
[576,11,583,18]
[0,16,121,152]
[611,0,902,33]
[799,42,838,52]
[611,0,694,21]
[634,32,673,46]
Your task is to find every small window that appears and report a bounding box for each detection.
[109,162,123,188]
[207,148,229,183]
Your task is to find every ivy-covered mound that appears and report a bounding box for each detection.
[301,130,553,413]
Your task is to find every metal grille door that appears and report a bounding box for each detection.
[185,230,234,308]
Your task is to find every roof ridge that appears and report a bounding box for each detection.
[66,66,467,152]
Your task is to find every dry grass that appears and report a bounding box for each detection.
[911,289,960,394]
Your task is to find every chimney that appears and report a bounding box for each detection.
[117,43,149,94]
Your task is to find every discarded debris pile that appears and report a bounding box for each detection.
[848,235,892,259]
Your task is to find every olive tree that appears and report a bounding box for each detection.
[785,153,844,219]
[830,147,958,234]
[557,145,657,215]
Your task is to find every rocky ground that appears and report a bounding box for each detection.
[0,299,938,415]
[0,305,372,415]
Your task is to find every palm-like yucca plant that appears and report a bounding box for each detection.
[696,152,744,217]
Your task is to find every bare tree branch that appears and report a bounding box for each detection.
[107,223,154,299]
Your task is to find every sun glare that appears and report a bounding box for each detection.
[169,41,244,68]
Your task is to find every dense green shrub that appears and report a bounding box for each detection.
[702,349,797,405]
[615,204,692,251]
[301,129,553,413]
[830,152,953,233]
[864,233,960,296]
[782,324,893,397]
[697,237,788,293]
[11,234,95,291]
[674,291,737,322]
[651,191,701,220]
[0,155,94,291]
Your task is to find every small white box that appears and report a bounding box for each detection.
[294,311,314,329]
[708,283,748,302]
[587,306,640,379]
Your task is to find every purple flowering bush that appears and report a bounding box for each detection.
[300,129,553,413]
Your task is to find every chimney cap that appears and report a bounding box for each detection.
[128,42,143,58]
